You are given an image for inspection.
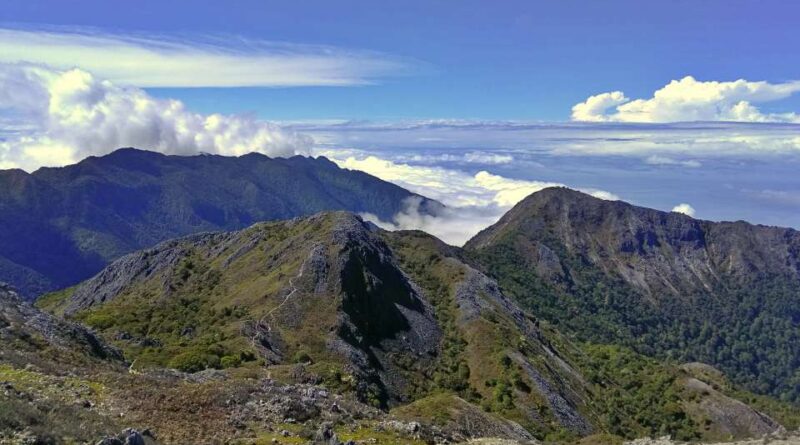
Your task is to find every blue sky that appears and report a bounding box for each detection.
[3,0,800,119]
[1,1,800,244]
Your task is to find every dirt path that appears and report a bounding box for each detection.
[248,255,310,350]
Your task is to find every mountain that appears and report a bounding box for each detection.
[465,187,800,404]
[33,211,795,443]
[0,148,440,299]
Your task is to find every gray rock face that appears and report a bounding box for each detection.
[451,263,593,435]
[325,213,443,406]
[0,282,121,361]
[314,422,341,445]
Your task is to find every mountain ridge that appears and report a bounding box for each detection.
[465,186,800,403]
[29,210,796,443]
[0,148,441,299]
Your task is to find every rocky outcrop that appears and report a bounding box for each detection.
[0,282,121,362]
[96,428,157,445]
[66,233,224,314]
[681,377,783,438]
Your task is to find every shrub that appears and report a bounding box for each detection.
[293,350,313,364]
[168,350,220,373]
[220,355,242,369]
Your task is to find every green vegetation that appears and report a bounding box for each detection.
[34,285,77,315]
[572,345,701,441]
[20,209,798,443]
[391,232,677,438]
[391,392,460,424]
[383,232,474,400]
[386,232,576,436]
[71,246,263,371]
[472,236,800,404]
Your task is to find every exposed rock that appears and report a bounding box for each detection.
[0,282,121,362]
[680,377,783,438]
[96,428,151,445]
[314,422,341,445]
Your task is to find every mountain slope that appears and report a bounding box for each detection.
[0,283,131,443]
[0,148,439,298]
[0,282,120,368]
[465,187,800,403]
[38,211,792,442]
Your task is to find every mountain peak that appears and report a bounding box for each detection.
[516,186,626,211]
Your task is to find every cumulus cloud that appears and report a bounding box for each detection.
[572,76,800,123]
[0,63,312,170]
[0,27,410,87]
[571,91,629,122]
[671,203,696,217]
[325,153,619,245]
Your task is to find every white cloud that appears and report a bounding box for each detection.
[325,153,619,245]
[644,155,702,168]
[392,151,514,165]
[0,27,409,88]
[572,76,800,123]
[671,203,696,217]
[361,197,503,246]
[571,91,629,122]
[0,63,312,171]
[325,154,554,208]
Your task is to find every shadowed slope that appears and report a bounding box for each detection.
[0,148,440,298]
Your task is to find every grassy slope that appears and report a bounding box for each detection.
[385,231,583,437]
[27,215,798,443]
[61,219,343,373]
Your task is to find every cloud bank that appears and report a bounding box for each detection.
[360,197,504,246]
[572,76,800,123]
[0,63,312,170]
[323,152,618,245]
[300,119,800,163]
[0,27,410,87]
